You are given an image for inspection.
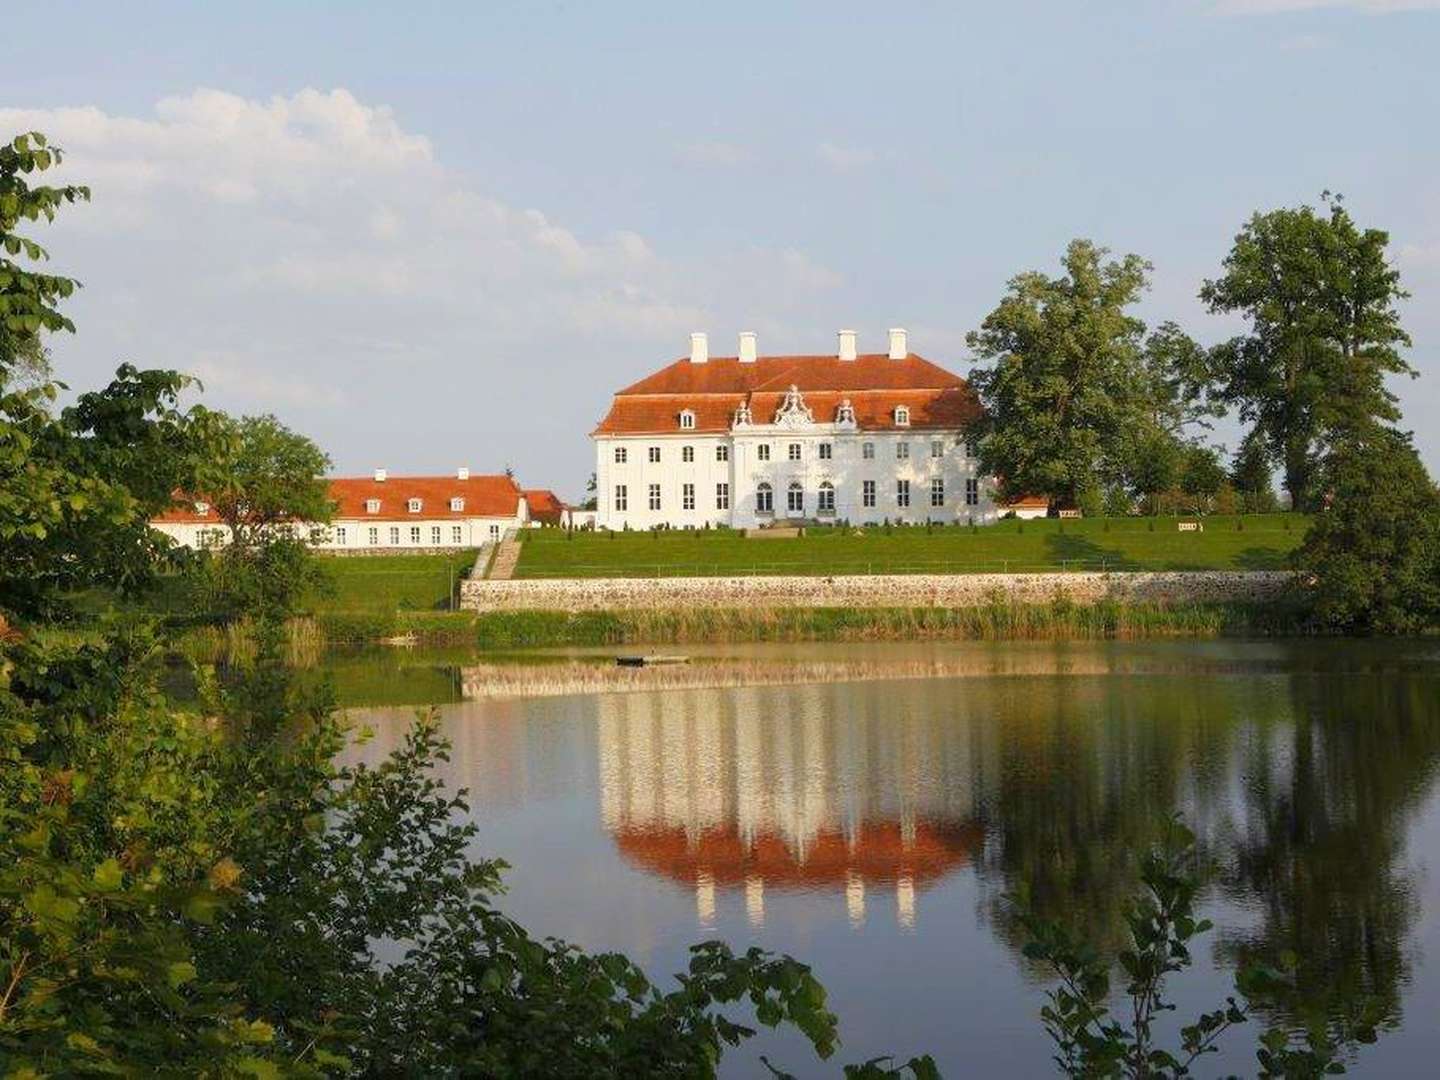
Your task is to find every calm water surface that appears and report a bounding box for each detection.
[337,640,1440,1077]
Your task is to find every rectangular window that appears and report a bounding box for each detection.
[896,442,910,460]
[716,482,730,510]
[863,480,876,508]
[931,441,944,459]
[965,478,980,506]
[389,526,400,545]
[897,480,911,508]
[787,485,803,513]
[489,524,500,541]
[682,445,694,463]
[615,446,628,464]
[757,485,773,513]
[964,440,978,459]
[818,485,835,513]
[410,526,422,545]
[309,526,325,545]
[451,525,463,544]
[931,478,945,507]
[648,484,661,511]
[335,527,347,545]
[431,525,442,545]
[716,444,729,462]
[615,484,628,511]
[788,443,802,461]
[682,483,695,510]
[757,444,771,462]
[368,526,379,546]
[648,446,661,463]
[819,442,832,460]
[862,442,875,460]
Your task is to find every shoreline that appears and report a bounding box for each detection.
[172,597,1325,664]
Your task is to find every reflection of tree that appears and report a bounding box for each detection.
[973,660,1440,1052]
[974,676,1252,956]
[1218,675,1440,1036]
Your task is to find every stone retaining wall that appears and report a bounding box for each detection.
[460,571,1292,613]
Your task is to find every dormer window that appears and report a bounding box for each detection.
[733,404,752,426]
[407,498,422,513]
[836,400,855,425]
[365,498,381,514]
[894,405,911,427]
[193,501,210,516]
[450,497,465,512]
[679,409,696,430]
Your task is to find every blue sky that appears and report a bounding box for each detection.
[4,0,1437,495]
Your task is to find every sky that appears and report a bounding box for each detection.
[3,0,1438,498]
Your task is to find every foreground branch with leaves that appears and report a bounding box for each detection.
[1020,820,1376,1078]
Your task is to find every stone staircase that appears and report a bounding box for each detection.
[486,533,524,581]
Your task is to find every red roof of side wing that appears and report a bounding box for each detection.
[153,474,524,524]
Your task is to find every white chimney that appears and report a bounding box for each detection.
[690,331,709,364]
[374,468,387,482]
[888,327,908,360]
[738,331,757,364]
[837,329,858,362]
[456,467,469,481]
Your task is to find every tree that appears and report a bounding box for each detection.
[188,412,334,550]
[1231,431,1278,514]
[1292,428,1440,634]
[1,135,195,614]
[1201,195,1413,512]
[966,240,1160,512]
[1179,444,1226,515]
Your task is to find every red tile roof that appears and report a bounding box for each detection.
[522,488,566,525]
[153,474,524,524]
[594,353,980,435]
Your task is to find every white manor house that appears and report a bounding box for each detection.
[593,329,999,530]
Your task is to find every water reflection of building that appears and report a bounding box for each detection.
[597,684,983,929]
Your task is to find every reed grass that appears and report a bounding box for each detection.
[168,598,1313,658]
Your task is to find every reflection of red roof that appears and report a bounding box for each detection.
[594,355,980,435]
[612,820,981,890]
[154,474,524,524]
[523,489,566,525]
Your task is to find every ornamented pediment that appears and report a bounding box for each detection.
[773,384,814,428]
[732,402,753,427]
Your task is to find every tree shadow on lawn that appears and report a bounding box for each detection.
[1043,533,1139,571]
[1234,546,1292,571]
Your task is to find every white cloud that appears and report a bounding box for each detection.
[816,141,876,172]
[1210,0,1440,13]
[0,88,843,480]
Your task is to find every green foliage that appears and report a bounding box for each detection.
[1202,194,1413,511]
[1021,820,1365,1078]
[965,240,1157,510]
[1292,428,1440,634]
[1231,431,1279,514]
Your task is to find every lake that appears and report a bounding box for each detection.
[336,640,1440,1077]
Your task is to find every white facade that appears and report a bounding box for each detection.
[595,384,997,530]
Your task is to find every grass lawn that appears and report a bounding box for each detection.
[513,514,1310,579]
[316,552,477,613]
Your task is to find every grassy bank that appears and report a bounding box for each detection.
[514,513,1309,578]
[171,598,1314,661]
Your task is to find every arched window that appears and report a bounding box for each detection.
[756,482,773,514]
[894,405,910,427]
[818,482,835,514]
[679,409,696,430]
[407,498,422,513]
[836,400,855,425]
[787,482,804,515]
[734,404,752,426]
